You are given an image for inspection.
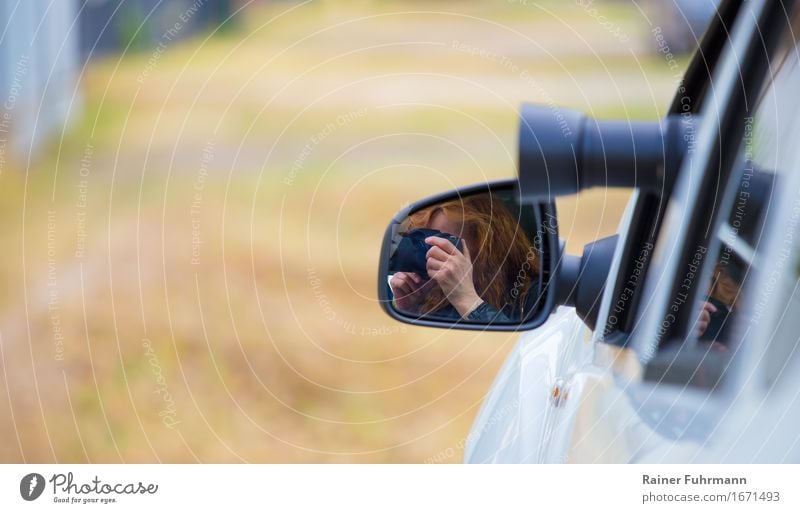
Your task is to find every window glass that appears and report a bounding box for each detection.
[644,12,800,389]
[759,193,800,388]
[693,28,800,352]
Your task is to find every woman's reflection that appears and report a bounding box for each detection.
[389,194,538,322]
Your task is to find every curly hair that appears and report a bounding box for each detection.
[405,193,539,319]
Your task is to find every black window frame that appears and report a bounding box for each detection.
[631,0,795,381]
[597,0,746,346]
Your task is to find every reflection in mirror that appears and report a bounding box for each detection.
[386,190,542,325]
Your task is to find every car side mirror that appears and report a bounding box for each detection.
[377,179,559,331]
[377,101,664,332]
[517,103,692,201]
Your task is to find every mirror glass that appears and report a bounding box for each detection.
[384,187,549,325]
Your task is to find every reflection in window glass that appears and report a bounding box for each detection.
[648,18,800,390]
[693,32,800,352]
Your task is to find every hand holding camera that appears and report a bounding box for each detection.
[424,237,483,318]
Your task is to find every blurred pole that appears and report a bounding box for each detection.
[0,0,243,169]
[0,0,81,167]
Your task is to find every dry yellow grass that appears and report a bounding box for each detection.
[0,0,684,462]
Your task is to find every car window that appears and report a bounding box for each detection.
[734,29,800,388]
[758,198,800,390]
[642,5,800,390]
[691,20,799,352]
[596,0,745,346]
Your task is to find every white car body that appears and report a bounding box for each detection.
[467,181,800,463]
[465,197,652,463]
[466,0,800,463]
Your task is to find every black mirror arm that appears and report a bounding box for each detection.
[553,235,619,331]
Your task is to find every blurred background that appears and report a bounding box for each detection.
[0,0,708,462]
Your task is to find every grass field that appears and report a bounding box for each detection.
[0,0,687,462]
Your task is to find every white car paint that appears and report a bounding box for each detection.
[465,0,800,464]
[465,192,649,463]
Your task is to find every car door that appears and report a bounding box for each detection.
[657,2,800,463]
[465,0,798,463]
[618,0,800,462]
[465,0,742,462]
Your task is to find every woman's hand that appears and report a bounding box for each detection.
[425,237,483,318]
[696,301,718,337]
[389,272,430,311]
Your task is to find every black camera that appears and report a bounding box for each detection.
[388,228,463,280]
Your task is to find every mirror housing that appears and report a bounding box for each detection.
[378,103,677,332]
[517,103,692,201]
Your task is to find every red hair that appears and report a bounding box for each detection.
[406,193,538,318]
